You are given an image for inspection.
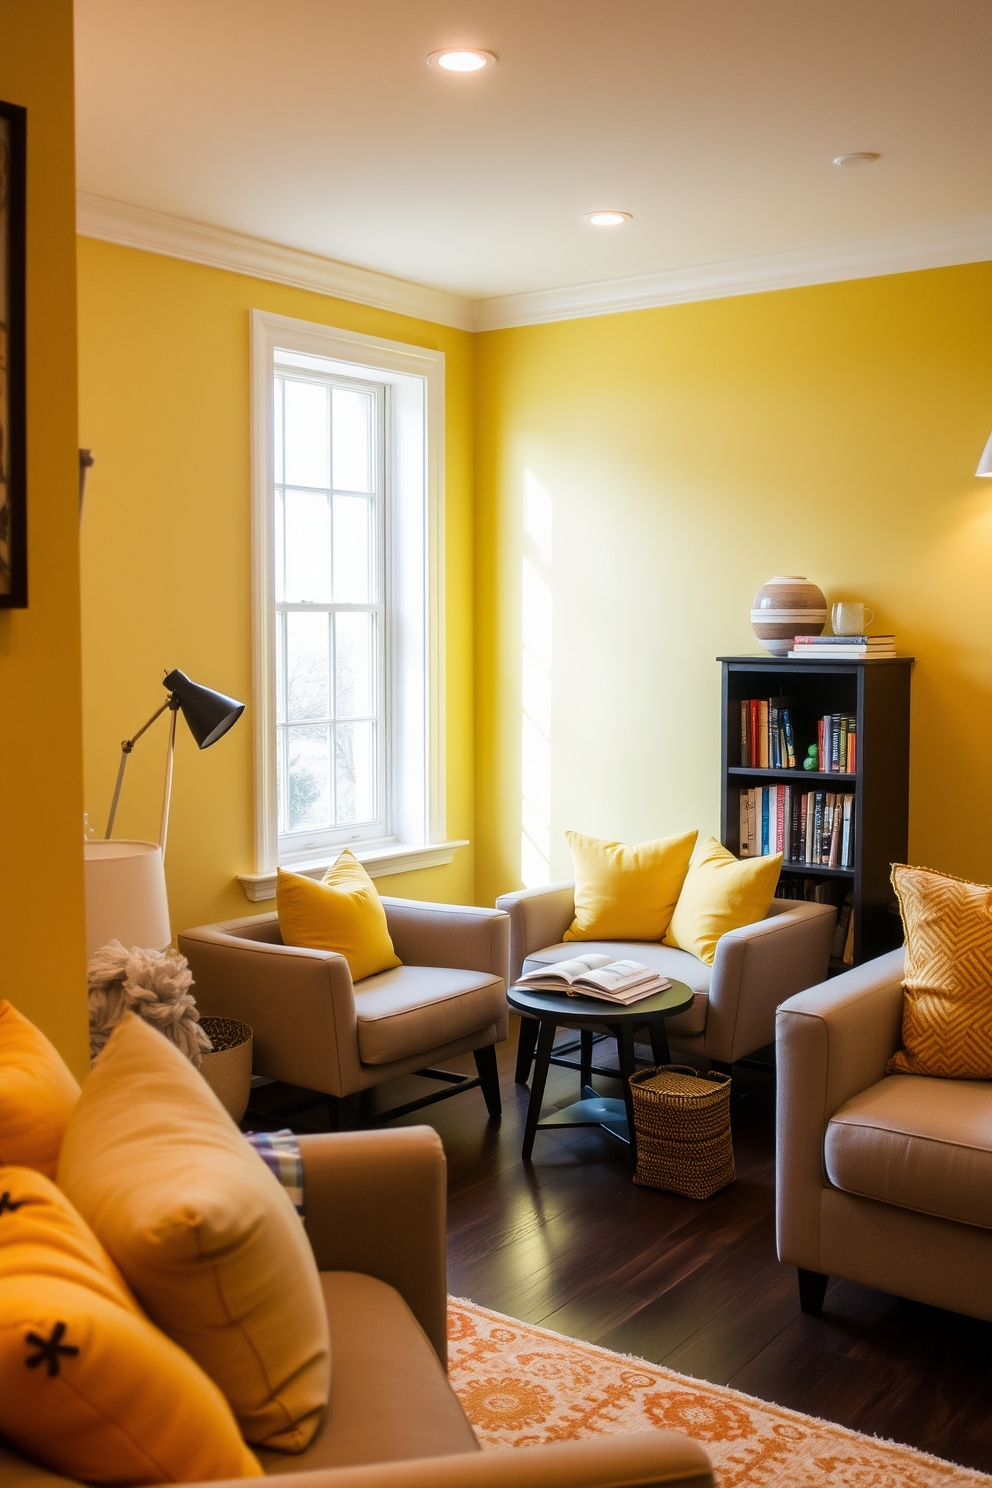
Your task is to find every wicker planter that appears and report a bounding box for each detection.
[630,1064,735,1199]
[198,1017,252,1123]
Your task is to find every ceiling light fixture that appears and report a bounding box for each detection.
[427,49,497,72]
[833,152,881,168]
[583,211,632,227]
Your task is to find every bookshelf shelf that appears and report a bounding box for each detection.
[719,654,913,966]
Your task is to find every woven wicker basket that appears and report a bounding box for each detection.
[630,1064,735,1199]
[198,1017,252,1124]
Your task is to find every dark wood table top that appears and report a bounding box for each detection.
[507,981,694,1025]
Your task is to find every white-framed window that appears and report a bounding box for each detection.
[240,310,466,901]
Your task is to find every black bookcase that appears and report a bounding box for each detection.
[718,655,912,966]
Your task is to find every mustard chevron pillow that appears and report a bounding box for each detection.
[888,863,992,1079]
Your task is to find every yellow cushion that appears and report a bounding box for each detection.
[277,850,401,983]
[664,837,782,965]
[562,830,698,942]
[0,1165,261,1484]
[888,863,992,1079]
[0,1000,81,1179]
[57,1013,330,1452]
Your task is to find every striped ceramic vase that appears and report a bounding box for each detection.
[750,575,827,655]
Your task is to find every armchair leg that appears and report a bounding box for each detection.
[798,1268,829,1316]
[328,1093,362,1131]
[515,1015,539,1085]
[473,1044,502,1120]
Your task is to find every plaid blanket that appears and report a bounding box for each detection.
[243,1129,304,1216]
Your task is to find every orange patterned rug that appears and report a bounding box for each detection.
[448,1299,990,1488]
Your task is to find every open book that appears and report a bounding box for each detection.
[516,953,671,1005]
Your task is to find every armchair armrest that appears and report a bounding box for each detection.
[381,898,509,986]
[299,1127,448,1366]
[704,900,836,1064]
[178,919,361,1097]
[775,949,905,1269]
[495,882,576,985]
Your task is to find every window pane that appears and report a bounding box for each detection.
[275,611,286,723]
[276,728,285,831]
[287,725,331,831]
[333,495,371,603]
[284,489,332,602]
[274,487,286,604]
[286,611,331,721]
[332,388,371,492]
[335,721,375,823]
[284,379,329,489]
[335,611,374,719]
[273,380,284,485]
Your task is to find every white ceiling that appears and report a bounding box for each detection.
[74,0,992,303]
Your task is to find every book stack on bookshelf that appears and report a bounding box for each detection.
[806,713,857,773]
[740,786,855,868]
[788,634,896,659]
[740,697,798,768]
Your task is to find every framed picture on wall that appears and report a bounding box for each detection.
[0,99,27,608]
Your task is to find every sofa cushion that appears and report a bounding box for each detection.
[0,1002,80,1180]
[277,854,401,984]
[562,830,697,943]
[825,1073,992,1230]
[664,837,782,966]
[355,966,506,1064]
[256,1273,478,1473]
[57,1013,330,1453]
[522,942,710,1035]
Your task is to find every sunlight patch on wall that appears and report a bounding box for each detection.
[521,470,553,887]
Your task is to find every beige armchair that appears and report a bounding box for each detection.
[1,1126,713,1487]
[496,882,835,1078]
[777,950,992,1321]
[178,897,511,1127]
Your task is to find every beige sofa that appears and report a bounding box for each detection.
[497,882,835,1068]
[2,1127,713,1488]
[777,949,992,1321]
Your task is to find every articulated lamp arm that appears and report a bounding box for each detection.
[104,694,179,842]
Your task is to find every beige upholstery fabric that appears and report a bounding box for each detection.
[256,1273,479,1472]
[523,943,710,1034]
[354,967,507,1064]
[499,884,834,1063]
[825,1074,992,1230]
[777,951,992,1323]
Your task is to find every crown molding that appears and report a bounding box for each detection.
[78,193,991,336]
[76,193,476,332]
[473,216,992,331]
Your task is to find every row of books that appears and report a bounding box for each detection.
[788,634,896,659]
[740,697,796,768]
[740,786,856,868]
[812,714,857,774]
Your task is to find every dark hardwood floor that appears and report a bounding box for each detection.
[264,1019,992,1475]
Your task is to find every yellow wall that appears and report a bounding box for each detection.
[0,0,90,1076]
[77,239,475,935]
[474,263,992,906]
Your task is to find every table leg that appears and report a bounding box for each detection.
[580,1028,594,1095]
[514,1014,539,1085]
[614,1022,639,1170]
[522,1018,558,1161]
[648,1019,671,1068]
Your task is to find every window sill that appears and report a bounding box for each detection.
[237,839,470,902]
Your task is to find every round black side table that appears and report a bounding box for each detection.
[507,981,695,1167]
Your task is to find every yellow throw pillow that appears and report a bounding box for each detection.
[0,1165,261,1484]
[57,1013,330,1453]
[664,837,783,965]
[277,850,401,983]
[563,830,698,942]
[888,863,992,1079]
[0,1000,81,1179]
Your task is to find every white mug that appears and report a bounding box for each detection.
[831,601,874,636]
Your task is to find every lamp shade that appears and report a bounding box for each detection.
[977,430,992,477]
[163,668,245,748]
[84,839,171,957]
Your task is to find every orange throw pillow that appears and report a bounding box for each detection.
[0,1165,261,1484]
[888,863,992,1079]
[0,1001,81,1179]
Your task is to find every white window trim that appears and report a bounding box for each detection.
[241,309,466,902]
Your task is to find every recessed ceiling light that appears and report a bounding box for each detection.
[427,49,497,72]
[583,211,632,227]
[833,152,881,168]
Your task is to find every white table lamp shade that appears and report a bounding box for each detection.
[84,839,171,958]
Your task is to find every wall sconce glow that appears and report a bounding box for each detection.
[833,152,881,167]
[583,211,632,227]
[427,49,497,72]
[977,431,992,477]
